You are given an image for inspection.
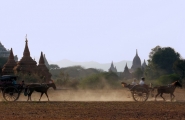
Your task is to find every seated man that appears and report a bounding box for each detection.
[139,77,149,89]
[139,77,145,85]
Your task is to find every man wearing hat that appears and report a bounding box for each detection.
[139,77,145,85]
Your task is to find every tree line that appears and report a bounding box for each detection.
[143,46,185,84]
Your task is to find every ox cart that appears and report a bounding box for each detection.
[121,82,154,102]
[0,75,24,101]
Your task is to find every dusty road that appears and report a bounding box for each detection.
[0,89,185,120]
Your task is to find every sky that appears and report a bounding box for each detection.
[0,0,185,63]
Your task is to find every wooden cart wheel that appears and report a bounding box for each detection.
[3,86,19,101]
[132,87,149,102]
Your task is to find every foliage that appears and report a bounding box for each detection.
[56,71,69,86]
[79,73,102,89]
[0,57,8,67]
[49,64,60,69]
[145,46,181,79]
[144,64,166,80]
[173,59,185,80]
[152,47,180,74]
[157,74,180,85]
[79,72,120,89]
[50,66,101,79]
[148,45,161,61]
[132,68,143,80]
[15,72,43,83]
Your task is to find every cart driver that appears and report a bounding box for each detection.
[131,79,137,86]
[12,78,17,85]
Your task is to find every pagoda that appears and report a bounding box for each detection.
[108,61,117,73]
[130,49,141,72]
[44,54,50,69]
[142,59,147,71]
[123,63,131,79]
[2,48,17,75]
[37,52,52,82]
[13,38,37,74]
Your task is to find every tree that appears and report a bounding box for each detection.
[152,47,180,74]
[49,64,60,69]
[133,68,143,80]
[79,72,120,89]
[157,74,180,85]
[145,46,180,79]
[56,71,69,86]
[0,57,8,67]
[148,45,162,61]
[173,59,185,80]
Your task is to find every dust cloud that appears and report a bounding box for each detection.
[1,88,185,102]
[0,88,133,102]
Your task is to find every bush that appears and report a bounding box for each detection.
[157,74,180,85]
[15,72,42,83]
[79,72,121,89]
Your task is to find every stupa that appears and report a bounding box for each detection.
[13,38,37,74]
[2,48,17,75]
[37,52,52,82]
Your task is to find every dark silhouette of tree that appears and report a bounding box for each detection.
[133,68,143,80]
[0,57,8,68]
[145,46,180,79]
[173,59,185,80]
[152,47,180,74]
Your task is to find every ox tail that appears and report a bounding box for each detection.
[24,87,28,96]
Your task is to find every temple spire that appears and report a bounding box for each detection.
[125,63,128,68]
[9,48,14,59]
[136,49,138,56]
[23,35,30,57]
[39,51,45,65]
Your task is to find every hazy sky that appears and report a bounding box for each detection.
[0,0,185,63]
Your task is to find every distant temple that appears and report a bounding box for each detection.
[0,41,18,61]
[130,49,141,72]
[44,54,50,69]
[13,38,37,74]
[108,61,117,73]
[1,37,52,82]
[108,49,147,79]
[122,63,131,79]
[37,52,52,82]
[2,48,17,75]
[142,59,147,71]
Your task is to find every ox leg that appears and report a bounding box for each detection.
[171,94,175,101]
[28,91,33,101]
[39,93,44,101]
[27,96,29,101]
[160,93,165,101]
[155,92,160,101]
[28,95,31,101]
[170,94,173,102]
[27,94,31,101]
[45,92,49,101]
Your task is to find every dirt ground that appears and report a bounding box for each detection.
[0,88,185,120]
